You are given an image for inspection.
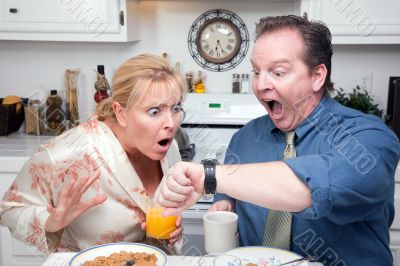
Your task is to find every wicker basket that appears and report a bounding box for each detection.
[0,98,28,136]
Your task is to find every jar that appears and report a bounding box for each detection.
[195,71,205,93]
[185,72,194,93]
[241,74,250,94]
[232,74,241,93]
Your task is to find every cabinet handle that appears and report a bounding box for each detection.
[119,11,124,26]
[9,8,18,13]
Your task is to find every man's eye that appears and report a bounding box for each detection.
[273,71,285,77]
[147,108,160,116]
[252,70,260,77]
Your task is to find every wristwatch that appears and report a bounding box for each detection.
[201,159,219,195]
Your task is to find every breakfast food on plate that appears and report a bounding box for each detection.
[2,95,22,112]
[83,251,157,266]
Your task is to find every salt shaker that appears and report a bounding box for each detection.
[232,74,241,93]
[241,73,250,94]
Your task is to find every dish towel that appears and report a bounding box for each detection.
[262,131,296,249]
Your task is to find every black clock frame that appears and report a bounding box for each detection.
[196,18,241,64]
[188,9,250,72]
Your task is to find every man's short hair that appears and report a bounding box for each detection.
[255,14,334,94]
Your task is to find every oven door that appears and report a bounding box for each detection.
[181,124,242,203]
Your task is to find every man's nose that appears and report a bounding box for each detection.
[254,73,273,92]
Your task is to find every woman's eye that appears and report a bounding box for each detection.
[147,108,160,116]
[172,104,182,113]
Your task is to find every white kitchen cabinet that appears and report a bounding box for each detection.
[300,0,400,44]
[0,0,140,42]
[0,134,51,266]
[0,171,46,266]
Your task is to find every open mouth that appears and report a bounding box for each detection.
[158,138,171,147]
[264,99,283,117]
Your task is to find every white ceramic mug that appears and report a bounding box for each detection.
[203,211,238,254]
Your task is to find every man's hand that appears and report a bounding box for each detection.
[208,199,234,212]
[156,162,204,216]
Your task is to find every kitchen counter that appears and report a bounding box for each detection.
[0,132,52,172]
[0,132,52,157]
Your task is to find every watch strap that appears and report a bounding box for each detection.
[202,159,218,194]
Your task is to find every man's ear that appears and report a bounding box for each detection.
[311,64,327,93]
[112,102,127,127]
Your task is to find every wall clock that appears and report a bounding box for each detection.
[188,9,249,72]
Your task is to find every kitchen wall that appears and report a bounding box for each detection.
[0,1,399,121]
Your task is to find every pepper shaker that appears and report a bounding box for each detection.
[232,74,241,93]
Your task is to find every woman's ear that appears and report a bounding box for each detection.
[112,102,128,127]
[311,64,327,93]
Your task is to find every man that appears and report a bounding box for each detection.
[156,15,400,265]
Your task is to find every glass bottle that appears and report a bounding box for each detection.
[241,73,250,94]
[162,52,168,60]
[94,65,111,103]
[175,61,181,75]
[185,71,194,93]
[232,74,241,93]
[195,71,206,93]
[45,90,65,135]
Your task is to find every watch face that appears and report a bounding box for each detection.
[188,9,250,72]
[196,18,241,64]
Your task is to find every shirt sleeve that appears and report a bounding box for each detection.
[285,126,400,224]
[214,140,238,205]
[0,148,60,254]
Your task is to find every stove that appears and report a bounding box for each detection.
[179,93,266,255]
[181,93,266,202]
[182,93,265,162]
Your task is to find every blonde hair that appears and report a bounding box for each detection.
[96,53,188,120]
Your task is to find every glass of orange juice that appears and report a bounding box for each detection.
[146,199,177,240]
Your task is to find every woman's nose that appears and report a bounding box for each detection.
[163,111,178,129]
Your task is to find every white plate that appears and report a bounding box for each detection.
[69,242,167,266]
[215,246,309,266]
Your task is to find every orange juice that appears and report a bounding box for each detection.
[146,206,177,240]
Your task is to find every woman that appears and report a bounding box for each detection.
[0,54,187,254]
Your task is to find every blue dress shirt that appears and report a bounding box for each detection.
[214,96,400,265]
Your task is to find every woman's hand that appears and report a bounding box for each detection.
[168,215,183,247]
[208,199,234,212]
[140,216,183,248]
[45,172,107,233]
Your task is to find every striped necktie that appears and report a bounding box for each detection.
[262,131,296,249]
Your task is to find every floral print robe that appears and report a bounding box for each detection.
[0,119,181,254]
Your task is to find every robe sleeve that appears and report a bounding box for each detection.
[0,147,61,254]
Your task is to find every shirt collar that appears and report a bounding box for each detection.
[269,95,335,142]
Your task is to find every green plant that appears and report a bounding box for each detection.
[333,85,383,118]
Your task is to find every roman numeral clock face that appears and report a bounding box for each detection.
[188,9,249,72]
[198,19,240,64]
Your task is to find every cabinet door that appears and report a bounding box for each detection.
[0,172,45,266]
[301,0,400,44]
[0,0,139,42]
